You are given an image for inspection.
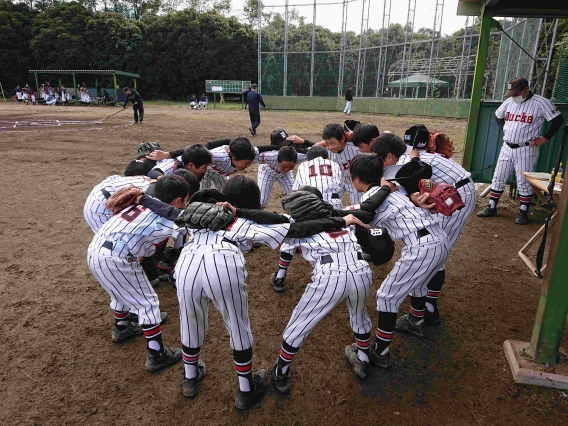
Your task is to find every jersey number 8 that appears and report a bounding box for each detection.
[308,164,333,178]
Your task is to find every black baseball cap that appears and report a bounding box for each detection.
[251,83,258,89]
[229,137,256,161]
[344,120,360,132]
[270,129,289,145]
[404,124,430,149]
[124,159,154,176]
[383,159,432,194]
[504,77,529,97]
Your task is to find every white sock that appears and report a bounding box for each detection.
[238,376,251,392]
[276,269,287,279]
[426,302,435,313]
[357,350,369,363]
[520,204,528,211]
[489,199,497,209]
[184,364,197,379]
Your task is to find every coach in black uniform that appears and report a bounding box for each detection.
[123,87,144,124]
[247,84,265,137]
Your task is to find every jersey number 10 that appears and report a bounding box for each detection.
[308,164,333,178]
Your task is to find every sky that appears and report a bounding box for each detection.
[230,0,469,36]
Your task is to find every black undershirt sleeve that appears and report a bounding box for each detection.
[336,185,391,223]
[495,117,505,128]
[543,115,564,140]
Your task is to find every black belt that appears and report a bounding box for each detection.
[101,188,111,199]
[505,142,530,149]
[102,240,137,262]
[455,177,472,190]
[417,228,430,239]
[222,238,238,247]
[331,193,340,199]
[320,253,363,264]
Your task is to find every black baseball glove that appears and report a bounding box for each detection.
[174,202,234,232]
[136,141,162,159]
[281,191,334,222]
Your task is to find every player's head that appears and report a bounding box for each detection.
[270,128,288,145]
[403,124,430,150]
[322,123,346,153]
[223,175,261,210]
[349,154,384,192]
[154,174,191,208]
[182,144,212,177]
[173,169,200,197]
[299,185,323,200]
[123,87,131,95]
[124,159,155,176]
[306,146,329,161]
[251,83,258,92]
[277,146,298,174]
[371,133,407,166]
[229,137,256,171]
[349,85,353,89]
[505,77,530,100]
[352,123,380,153]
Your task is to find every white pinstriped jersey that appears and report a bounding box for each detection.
[398,152,471,185]
[495,95,561,143]
[281,225,361,266]
[207,146,260,177]
[257,150,307,175]
[89,205,182,258]
[326,142,361,203]
[293,157,345,199]
[152,156,182,175]
[186,217,290,250]
[356,186,444,246]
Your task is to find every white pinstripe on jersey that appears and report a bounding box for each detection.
[327,142,362,204]
[83,175,153,233]
[293,157,346,209]
[496,95,560,143]
[152,156,182,176]
[256,150,305,209]
[200,146,260,190]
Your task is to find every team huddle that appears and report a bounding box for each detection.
[83,119,477,410]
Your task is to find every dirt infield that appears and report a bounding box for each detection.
[1,102,567,425]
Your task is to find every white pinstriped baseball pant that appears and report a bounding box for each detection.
[491,143,539,195]
[258,164,294,209]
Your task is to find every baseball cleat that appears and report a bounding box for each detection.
[146,347,182,373]
[112,322,143,344]
[130,311,167,325]
[235,370,269,410]
[477,206,497,218]
[182,360,206,399]
[270,273,287,293]
[249,127,255,136]
[150,278,160,287]
[345,344,370,379]
[395,313,426,338]
[515,210,529,225]
[367,344,392,369]
[424,307,442,326]
[271,362,292,394]
[252,242,261,249]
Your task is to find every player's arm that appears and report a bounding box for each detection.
[495,116,505,128]
[137,194,181,221]
[259,94,266,108]
[205,138,231,150]
[542,115,564,141]
[337,184,392,223]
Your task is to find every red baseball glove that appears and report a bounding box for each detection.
[427,131,454,158]
[106,187,144,213]
[419,179,465,216]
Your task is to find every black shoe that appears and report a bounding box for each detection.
[270,272,286,293]
[146,347,182,373]
[477,205,497,218]
[182,360,206,398]
[395,313,426,338]
[112,322,143,344]
[235,370,269,410]
[424,307,442,326]
[367,344,392,369]
[515,210,529,225]
[252,242,261,249]
[249,127,255,136]
[345,344,370,379]
[271,362,291,394]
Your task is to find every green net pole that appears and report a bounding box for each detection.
[113,74,118,106]
[34,73,39,96]
[72,73,77,104]
[213,93,216,109]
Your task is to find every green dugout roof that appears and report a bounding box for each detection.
[29,70,140,78]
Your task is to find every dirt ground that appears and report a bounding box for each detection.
[1,102,567,425]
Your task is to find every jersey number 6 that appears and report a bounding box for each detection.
[308,164,333,178]
[120,205,145,222]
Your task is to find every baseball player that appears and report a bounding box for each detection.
[344,85,353,115]
[247,83,265,136]
[352,123,380,153]
[173,178,360,408]
[87,175,191,373]
[478,77,564,224]
[189,94,197,109]
[199,93,208,109]
[320,123,362,204]
[348,155,450,369]
[147,145,211,180]
[385,126,475,323]
[122,87,144,124]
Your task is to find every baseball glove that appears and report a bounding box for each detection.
[174,202,234,232]
[106,187,144,212]
[426,131,454,158]
[281,191,334,222]
[136,141,162,159]
[419,179,465,216]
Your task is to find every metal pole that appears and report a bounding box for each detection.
[73,72,78,104]
[456,17,469,99]
[283,0,289,97]
[380,0,391,97]
[258,0,262,93]
[425,2,440,98]
[360,0,371,97]
[501,18,518,99]
[337,0,347,97]
[34,72,39,97]
[0,82,5,102]
[515,19,528,78]
[310,0,316,97]
[528,18,543,87]
[541,19,559,97]
[355,0,366,97]
[375,0,388,97]
[463,5,493,171]
[431,1,444,98]
[404,0,416,98]
[492,18,507,100]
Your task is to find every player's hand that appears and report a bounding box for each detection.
[343,214,365,227]
[409,149,420,159]
[410,192,436,209]
[530,136,548,147]
[135,194,144,203]
[314,140,327,147]
[216,201,236,216]
[381,177,398,191]
[146,150,171,161]
[225,146,230,153]
[286,135,305,145]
